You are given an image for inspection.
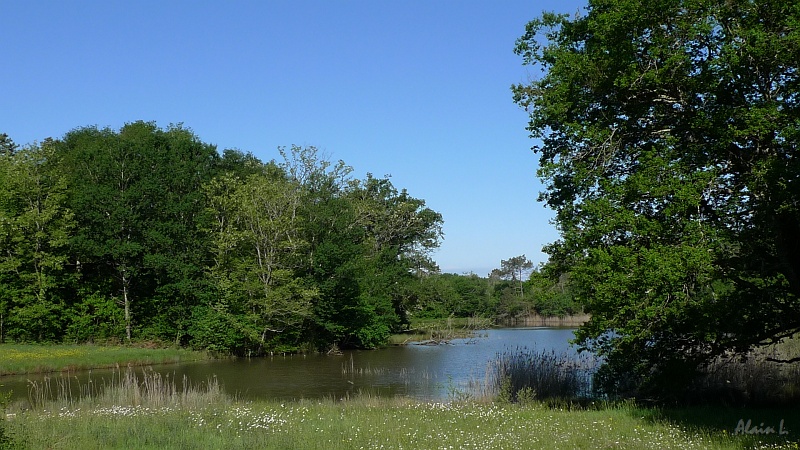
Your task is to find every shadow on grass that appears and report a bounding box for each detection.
[633,405,800,449]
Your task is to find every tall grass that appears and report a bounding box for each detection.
[25,367,229,411]
[692,357,800,406]
[0,384,12,449]
[485,347,598,403]
[690,336,800,406]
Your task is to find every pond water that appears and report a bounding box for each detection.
[2,327,589,404]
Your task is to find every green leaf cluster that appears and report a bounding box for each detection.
[514,0,800,400]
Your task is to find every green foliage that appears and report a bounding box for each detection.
[56,122,220,342]
[187,305,247,354]
[526,268,580,317]
[0,124,580,352]
[0,129,444,355]
[64,291,125,342]
[204,167,316,353]
[284,148,445,349]
[515,0,800,400]
[490,255,534,301]
[401,262,581,323]
[0,139,75,343]
[410,275,459,318]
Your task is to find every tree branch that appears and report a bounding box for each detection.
[765,356,800,364]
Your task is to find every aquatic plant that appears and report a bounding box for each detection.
[489,347,597,403]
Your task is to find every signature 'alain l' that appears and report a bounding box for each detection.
[734,419,789,436]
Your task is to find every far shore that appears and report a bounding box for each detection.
[0,343,212,377]
[0,317,592,376]
[499,313,591,328]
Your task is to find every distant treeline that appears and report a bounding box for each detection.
[0,123,577,354]
[413,263,582,321]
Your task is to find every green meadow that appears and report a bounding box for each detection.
[3,395,798,449]
[1,367,798,449]
[0,344,211,376]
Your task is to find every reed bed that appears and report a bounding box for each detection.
[340,354,389,376]
[25,367,229,411]
[498,313,591,328]
[481,347,599,403]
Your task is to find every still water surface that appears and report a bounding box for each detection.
[2,328,581,403]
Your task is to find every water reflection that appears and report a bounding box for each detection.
[2,327,586,404]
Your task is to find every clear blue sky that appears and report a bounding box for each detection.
[3,0,587,276]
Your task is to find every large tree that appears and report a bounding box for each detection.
[202,158,320,354]
[347,174,444,336]
[490,255,534,298]
[514,0,800,399]
[58,122,219,342]
[0,139,75,342]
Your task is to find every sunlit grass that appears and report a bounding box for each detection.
[6,398,799,449]
[3,370,798,449]
[774,333,800,360]
[0,343,211,376]
[2,337,799,448]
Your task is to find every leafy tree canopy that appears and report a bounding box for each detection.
[514,0,800,399]
[0,125,445,354]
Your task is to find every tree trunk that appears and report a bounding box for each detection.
[122,272,131,342]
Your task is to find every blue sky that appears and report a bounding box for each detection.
[4,0,587,276]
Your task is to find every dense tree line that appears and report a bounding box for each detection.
[514,0,800,400]
[409,255,582,321]
[0,123,444,354]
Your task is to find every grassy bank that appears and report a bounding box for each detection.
[2,366,798,449]
[389,316,493,345]
[3,389,798,449]
[0,344,212,376]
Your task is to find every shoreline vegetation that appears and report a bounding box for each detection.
[2,367,798,449]
[388,314,589,346]
[0,344,212,377]
[0,327,798,448]
[2,125,580,360]
[0,315,583,377]
[2,319,796,408]
[388,316,495,345]
[498,313,591,328]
